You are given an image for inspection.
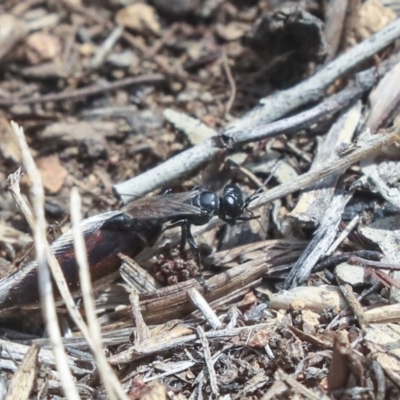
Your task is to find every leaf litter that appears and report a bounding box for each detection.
[1,1,400,399]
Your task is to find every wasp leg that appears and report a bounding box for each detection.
[185,224,208,290]
[164,220,197,259]
[184,224,200,265]
[163,220,208,289]
[235,214,260,222]
[163,219,188,254]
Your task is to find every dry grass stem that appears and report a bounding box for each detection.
[70,187,129,400]
[196,326,219,396]
[9,121,79,399]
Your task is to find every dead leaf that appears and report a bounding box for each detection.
[36,155,68,194]
[128,380,166,400]
[247,330,269,348]
[356,0,396,40]
[216,23,247,41]
[25,32,62,65]
[116,3,161,36]
[302,309,320,335]
[0,14,28,62]
[0,117,21,162]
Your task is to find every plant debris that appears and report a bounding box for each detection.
[2,1,400,399]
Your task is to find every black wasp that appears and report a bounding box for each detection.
[0,184,257,309]
[122,184,258,265]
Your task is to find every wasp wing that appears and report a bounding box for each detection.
[122,189,204,220]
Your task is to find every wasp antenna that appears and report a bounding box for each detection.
[244,193,259,209]
[246,158,284,204]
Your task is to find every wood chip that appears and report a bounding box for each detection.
[268,285,348,314]
[4,343,39,400]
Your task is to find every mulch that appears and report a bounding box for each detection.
[1,0,400,399]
